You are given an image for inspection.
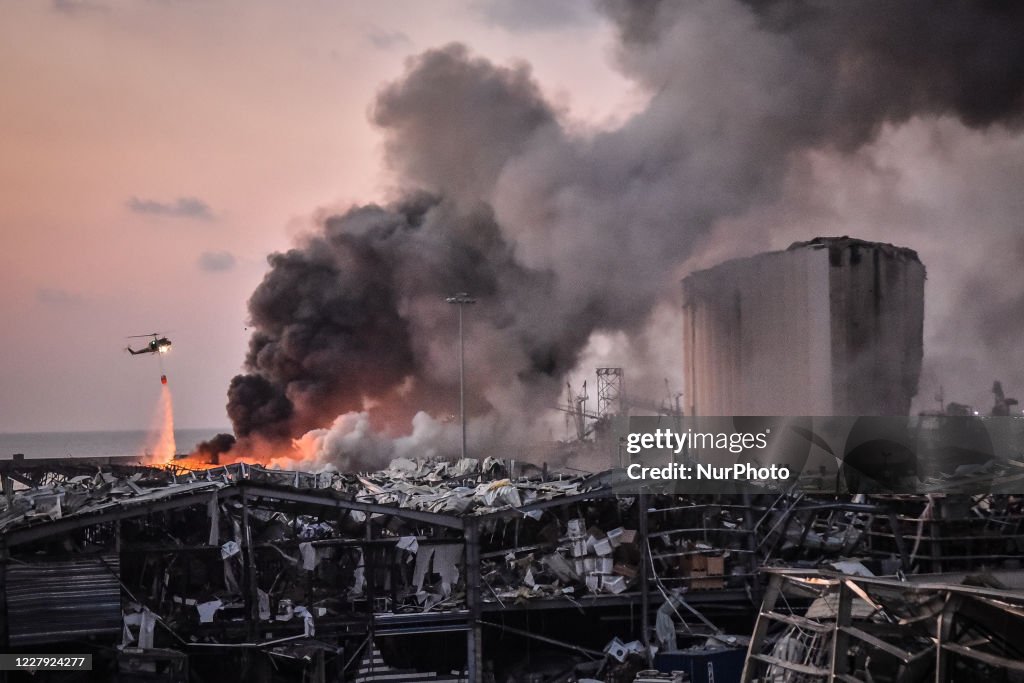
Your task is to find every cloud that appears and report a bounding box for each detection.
[52,0,107,15]
[197,250,236,272]
[366,27,412,51]
[126,196,215,220]
[472,0,597,32]
[36,287,84,307]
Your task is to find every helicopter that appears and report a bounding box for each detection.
[126,333,173,356]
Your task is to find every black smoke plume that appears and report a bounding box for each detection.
[190,433,237,463]
[223,4,1024,463]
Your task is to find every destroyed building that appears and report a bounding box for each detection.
[742,567,1024,682]
[3,454,1024,682]
[682,237,925,416]
[2,237,1021,682]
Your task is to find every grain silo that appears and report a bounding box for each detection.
[681,237,925,416]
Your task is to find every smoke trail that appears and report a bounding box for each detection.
[218,2,1024,467]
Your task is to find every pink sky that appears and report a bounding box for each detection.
[0,0,638,431]
[5,2,1022,435]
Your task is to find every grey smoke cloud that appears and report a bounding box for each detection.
[371,45,558,207]
[366,27,412,51]
[708,120,1024,414]
[51,0,107,16]
[36,287,85,307]
[197,250,236,273]
[127,196,215,221]
[223,1,1024,464]
[472,0,597,33]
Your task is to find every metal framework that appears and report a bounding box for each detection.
[5,459,1024,682]
[742,569,1024,682]
[596,367,624,416]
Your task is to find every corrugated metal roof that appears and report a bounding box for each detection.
[5,554,122,645]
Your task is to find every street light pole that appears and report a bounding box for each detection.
[445,292,476,459]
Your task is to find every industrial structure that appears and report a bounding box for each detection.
[2,455,1024,682]
[682,237,925,417]
[3,237,1023,681]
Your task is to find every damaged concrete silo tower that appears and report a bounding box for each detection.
[682,237,925,416]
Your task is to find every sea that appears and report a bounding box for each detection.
[0,428,229,460]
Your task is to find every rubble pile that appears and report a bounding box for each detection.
[483,518,639,603]
[743,568,1024,681]
[2,456,1024,682]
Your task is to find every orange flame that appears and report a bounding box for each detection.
[176,403,414,470]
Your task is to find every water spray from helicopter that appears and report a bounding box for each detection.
[125,332,176,462]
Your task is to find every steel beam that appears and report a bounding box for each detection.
[465,517,482,682]
[241,491,259,640]
[479,486,618,521]
[829,581,853,678]
[4,486,239,546]
[638,491,651,664]
[241,484,465,530]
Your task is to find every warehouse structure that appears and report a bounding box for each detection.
[2,455,1023,681]
[4,236,1023,681]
